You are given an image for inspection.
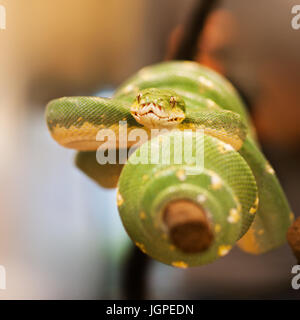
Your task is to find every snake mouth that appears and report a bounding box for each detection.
[131,102,184,126]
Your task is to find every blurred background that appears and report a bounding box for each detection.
[0,0,299,299]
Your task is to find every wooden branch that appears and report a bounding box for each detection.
[163,199,213,253]
[172,0,220,60]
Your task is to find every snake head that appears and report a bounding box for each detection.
[130,88,186,128]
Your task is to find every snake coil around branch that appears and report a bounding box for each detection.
[46,61,293,268]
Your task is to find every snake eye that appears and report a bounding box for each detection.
[170,96,176,107]
[137,93,142,103]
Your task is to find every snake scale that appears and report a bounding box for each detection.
[46,61,293,268]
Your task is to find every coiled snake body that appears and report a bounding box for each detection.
[46,61,293,267]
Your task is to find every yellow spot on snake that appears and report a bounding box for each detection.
[218,245,232,257]
[172,261,188,268]
[139,211,146,220]
[176,169,186,181]
[206,99,220,109]
[265,162,275,174]
[227,208,240,224]
[258,229,264,235]
[249,195,259,215]
[198,76,214,88]
[197,194,206,203]
[214,224,221,233]
[290,212,295,222]
[116,190,124,207]
[210,173,222,190]
[135,242,146,254]
[77,117,83,122]
[218,141,234,154]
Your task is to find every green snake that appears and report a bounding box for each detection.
[46,61,293,268]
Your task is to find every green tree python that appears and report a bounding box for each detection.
[46,61,293,268]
